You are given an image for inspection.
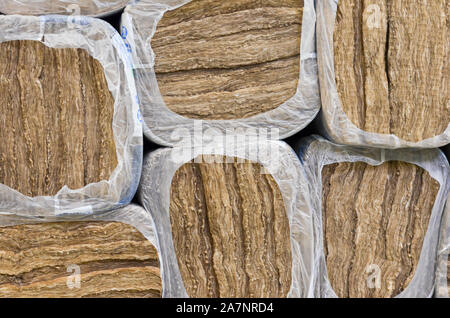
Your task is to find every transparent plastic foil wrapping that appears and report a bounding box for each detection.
[435,197,449,298]
[298,136,450,298]
[0,0,132,17]
[139,138,315,297]
[0,15,143,217]
[316,0,450,149]
[0,204,162,297]
[121,0,320,146]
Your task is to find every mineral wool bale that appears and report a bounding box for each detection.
[0,40,117,197]
[0,205,161,298]
[0,0,131,17]
[316,0,450,148]
[299,136,450,298]
[121,0,320,146]
[139,139,314,297]
[0,15,142,216]
[435,197,449,298]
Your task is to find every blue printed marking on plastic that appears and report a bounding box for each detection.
[137,108,143,123]
[125,42,132,53]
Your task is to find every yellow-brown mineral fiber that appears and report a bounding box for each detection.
[152,0,303,119]
[334,0,449,142]
[169,156,292,297]
[0,221,161,298]
[0,40,118,197]
[322,161,439,298]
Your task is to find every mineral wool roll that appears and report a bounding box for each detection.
[435,197,449,298]
[0,205,162,298]
[0,15,142,216]
[122,0,320,146]
[316,0,450,148]
[299,136,450,298]
[139,139,314,297]
[0,0,131,17]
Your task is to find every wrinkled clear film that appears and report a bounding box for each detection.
[121,0,320,146]
[139,139,315,297]
[298,136,450,297]
[435,197,449,298]
[0,0,132,17]
[0,15,143,217]
[0,204,157,246]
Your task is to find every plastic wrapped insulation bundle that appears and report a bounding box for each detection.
[316,0,449,149]
[121,0,320,146]
[0,204,162,298]
[0,15,143,217]
[139,137,315,297]
[0,0,132,17]
[298,136,450,298]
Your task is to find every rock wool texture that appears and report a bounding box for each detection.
[169,155,292,298]
[334,0,449,142]
[0,221,161,298]
[0,0,130,16]
[152,0,303,120]
[0,40,117,197]
[321,161,440,298]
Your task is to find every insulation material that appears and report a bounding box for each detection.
[316,0,450,149]
[299,136,450,298]
[139,139,314,297]
[0,204,162,298]
[0,15,142,216]
[0,40,117,198]
[121,0,320,146]
[0,0,131,17]
[169,157,292,298]
[435,196,449,298]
